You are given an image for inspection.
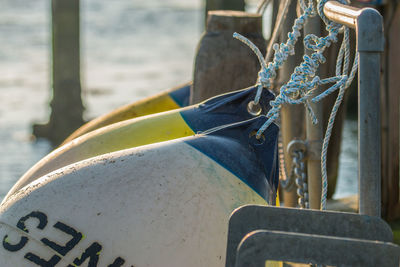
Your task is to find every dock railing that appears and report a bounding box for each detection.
[225,2,395,266]
[324,1,384,217]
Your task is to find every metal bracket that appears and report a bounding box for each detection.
[287,139,307,156]
[287,139,322,161]
[225,205,397,267]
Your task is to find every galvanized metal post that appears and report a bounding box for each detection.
[304,4,323,210]
[324,1,384,217]
[357,10,384,217]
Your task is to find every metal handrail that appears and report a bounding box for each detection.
[323,1,384,217]
[225,4,386,266]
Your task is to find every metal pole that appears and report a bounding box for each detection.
[358,52,381,217]
[324,1,384,217]
[304,3,323,210]
[357,10,384,217]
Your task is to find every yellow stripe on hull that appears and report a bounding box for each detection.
[5,86,279,203]
[62,85,185,145]
[4,110,195,201]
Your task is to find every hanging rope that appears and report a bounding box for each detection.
[234,0,358,210]
[265,0,293,66]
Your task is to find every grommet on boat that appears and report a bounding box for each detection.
[3,86,275,201]
[0,116,278,266]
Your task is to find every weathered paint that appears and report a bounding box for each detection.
[4,86,275,202]
[62,82,191,144]
[4,110,194,202]
[0,131,274,266]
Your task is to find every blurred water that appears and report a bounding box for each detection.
[333,118,358,199]
[0,0,357,201]
[0,0,203,200]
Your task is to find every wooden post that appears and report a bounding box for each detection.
[304,17,354,201]
[303,2,348,204]
[277,0,305,208]
[191,10,266,104]
[33,0,84,145]
[304,10,324,210]
[384,1,400,220]
[204,0,245,25]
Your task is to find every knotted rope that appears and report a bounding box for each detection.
[235,0,358,209]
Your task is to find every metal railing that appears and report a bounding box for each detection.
[324,1,384,217]
[225,3,389,266]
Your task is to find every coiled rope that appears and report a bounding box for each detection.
[235,0,358,210]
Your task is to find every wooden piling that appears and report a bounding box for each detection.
[382,1,400,220]
[204,0,245,25]
[304,12,324,210]
[277,0,305,208]
[191,10,266,104]
[33,0,84,145]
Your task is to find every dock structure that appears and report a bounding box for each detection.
[28,0,400,221]
[33,0,84,145]
[192,10,266,104]
[204,0,245,24]
[381,0,400,221]
[276,0,306,208]
[224,2,400,266]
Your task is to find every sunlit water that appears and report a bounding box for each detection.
[0,0,357,201]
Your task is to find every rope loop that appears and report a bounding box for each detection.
[236,0,359,209]
[304,34,325,51]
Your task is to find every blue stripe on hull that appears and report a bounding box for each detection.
[180,86,276,133]
[185,116,279,204]
[168,83,191,107]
